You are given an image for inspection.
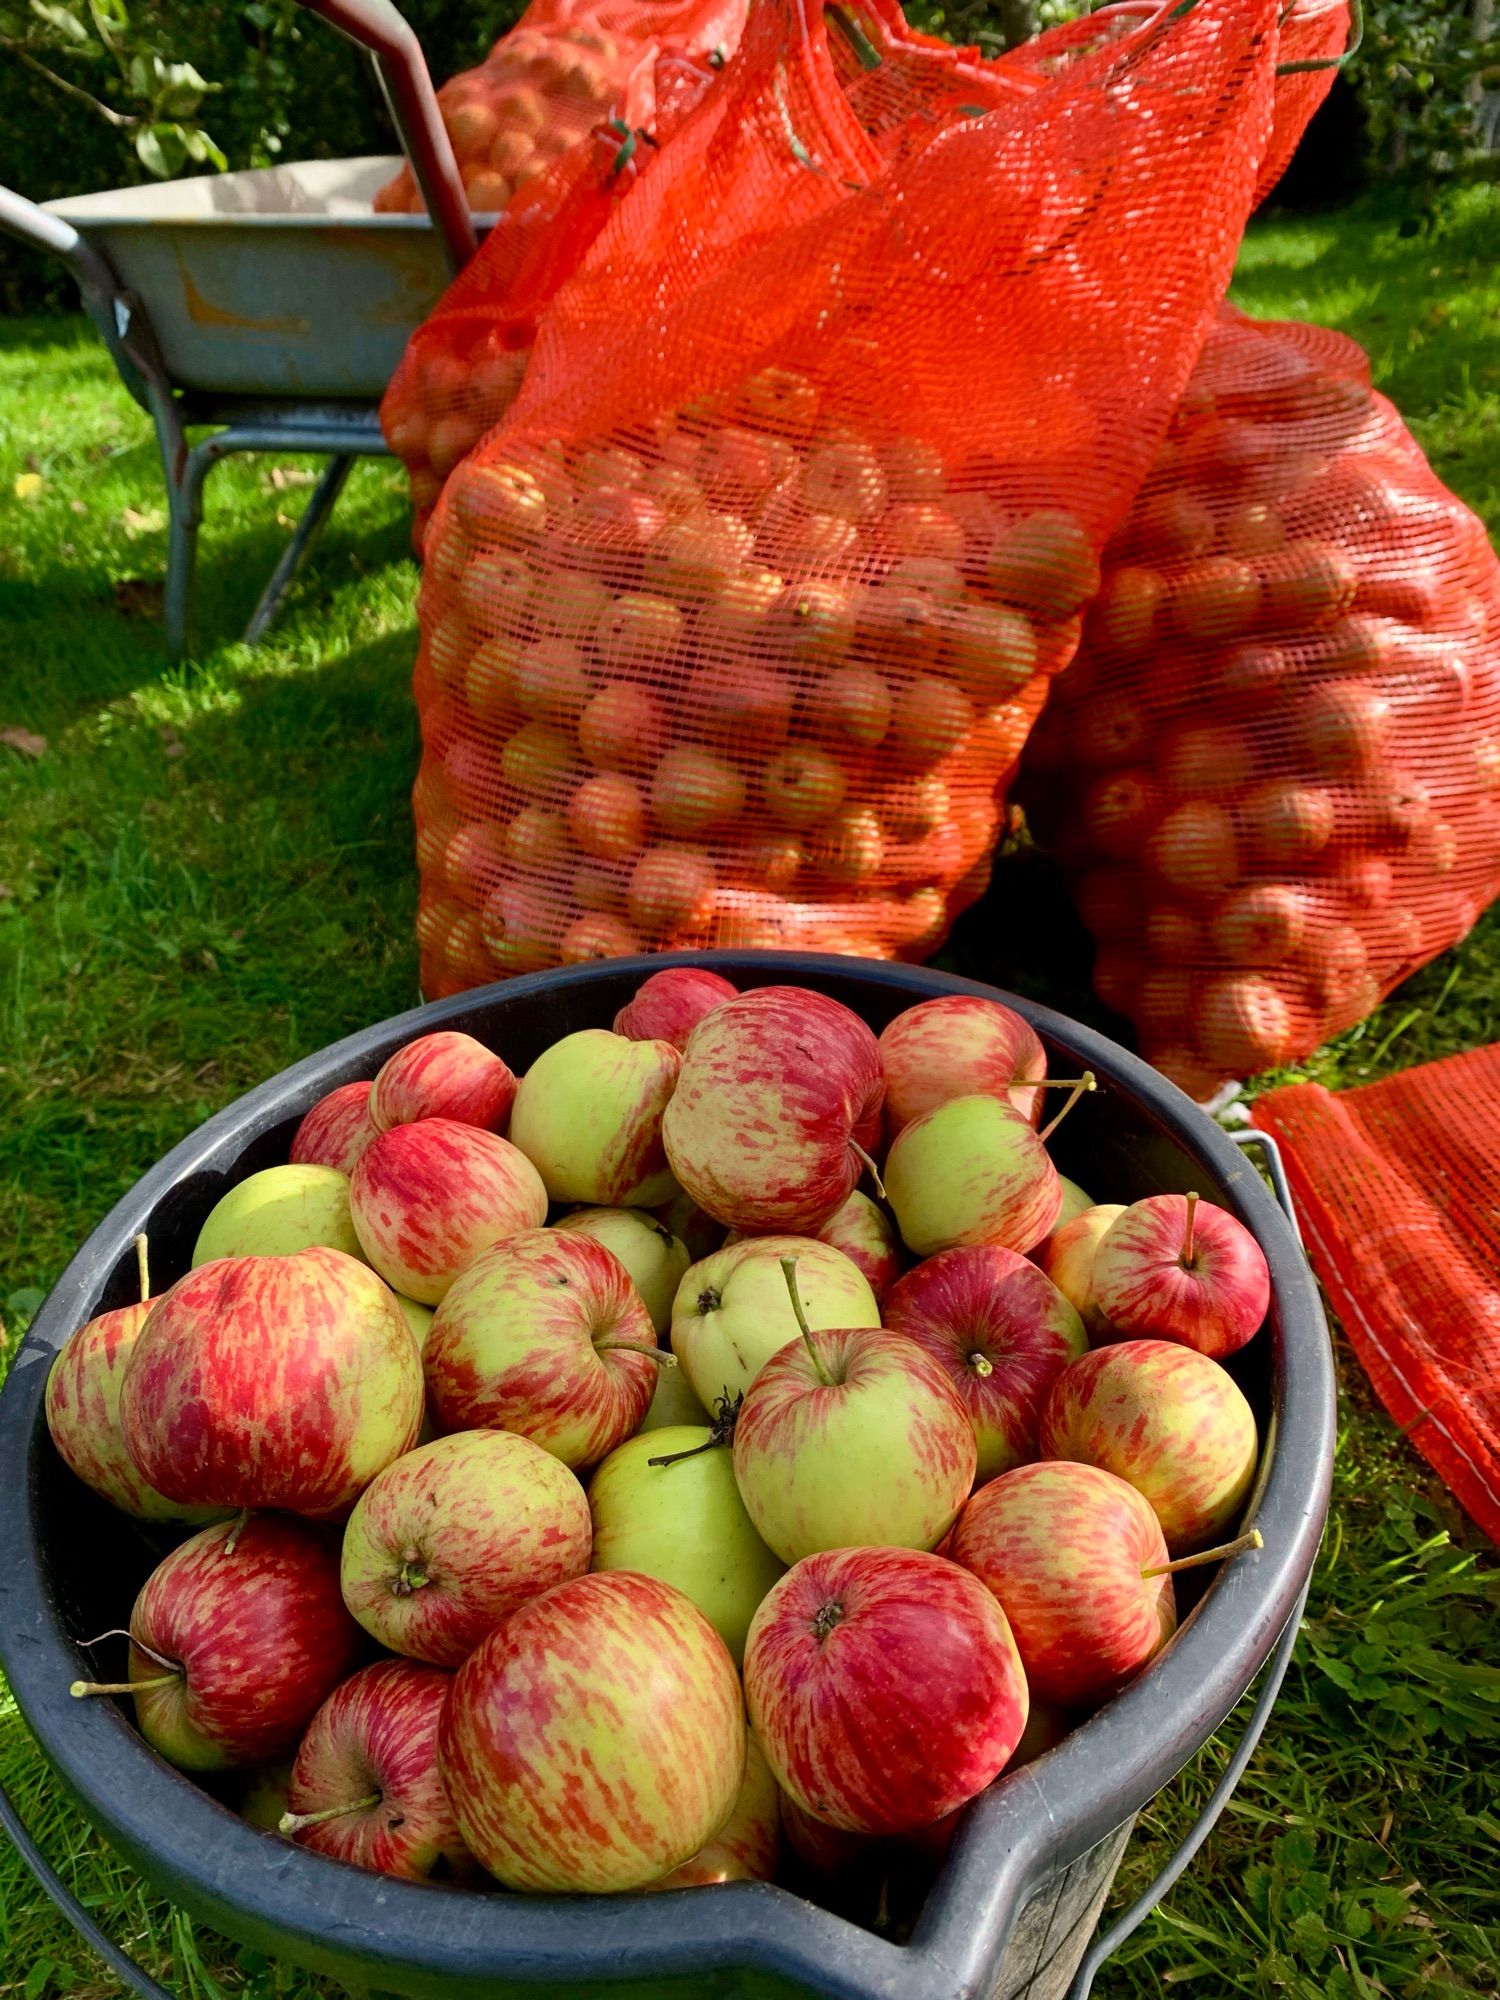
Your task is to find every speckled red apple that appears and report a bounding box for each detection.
[1092,1193,1270,1358]
[646,1735,781,1889]
[369,1031,518,1135]
[290,1081,377,1175]
[614,967,738,1049]
[878,996,1048,1134]
[1033,1203,1127,1339]
[350,1119,548,1304]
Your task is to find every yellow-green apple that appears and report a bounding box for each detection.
[731,1262,976,1563]
[349,1119,548,1304]
[948,1460,1175,1707]
[883,1246,1087,1483]
[69,1515,363,1770]
[424,1229,662,1467]
[438,1571,745,1892]
[392,1293,433,1352]
[1055,1176,1097,1225]
[884,1095,1063,1258]
[340,1430,592,1665]
[46,1298,225,1522]
[1033,1204,1127,1339]
[646,1736,780,1889]
[613,966,737,1049]
[878,996,1047,1134]
[588,1425,785,1665]
[744,1547,1028,1834]
[1039,1339,1259,1552]
[663,987,884,1233]
[638,1362,712,1432]
[291,1082,376,1175]
[671,1235,879,1411]
[368,1031,517,1135]
[508,1029,681,1206]
[120,1248,423,1518]
[1092,1193,1270,1358]
[553,1206,690,1333]
[192,1164,363,1267]
[280,1659,472,1881]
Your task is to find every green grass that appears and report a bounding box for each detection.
[2,178,1499,2000]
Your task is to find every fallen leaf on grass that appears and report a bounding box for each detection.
[269,465,318,491]
[114,577,164,620]
[122,505,166,537]
[12,472,43,501]
[0,727,46,759]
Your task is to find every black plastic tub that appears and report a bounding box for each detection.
[0,953,1335,2000]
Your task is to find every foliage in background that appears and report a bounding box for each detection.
[1361,0,1498,180]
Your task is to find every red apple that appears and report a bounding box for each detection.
[119,1248,423,1519]
[949,1460,1176,1708]
[47,1298,223,1522]
[281,1660,472,1881]
[1032,1203,1127,1339]
[883,1246,1087,1482]
[1092,1193,1270,1358]
[662,987,884,1234]
[1039,1339,1259,1552]
[743,1547,1028,1835]
[646,1735,781,1889]
[368,1032,518,1135]
[290,1082,377,1175]
[732,1269,976,1564]
[439,1571,745,1891]
[70,1515,363,1771]
[340,1430,592,1665]
[805,1190,902,1302]
[349,1119,548,1304]
[423,1228,661,1467]
[613,967,738,1049]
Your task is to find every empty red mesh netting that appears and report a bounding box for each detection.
[382,38,730,547]
[1256,1050,1500,1544]
[375,0,745,217]
[1021,304,1500,1096]
[409,0,1288,995]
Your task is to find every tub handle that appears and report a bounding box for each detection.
[1231,1127,1305,1248]
[1064,1567,1312,1997]
[0,1774,175,2000]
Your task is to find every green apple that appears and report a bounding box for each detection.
[554,1206,690,1333]
[588,1426,785,1664]
[1054,1176,1097,1226]
[509,1030,681,1206]
[671,1235,879,1412]
[393,1293,435,1352]
[191,1164,363,1268]
[638,1364,712,1433]
[884,1095,1062,1259]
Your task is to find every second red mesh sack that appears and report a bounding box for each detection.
[1022,304,1500,1095]
[409,0,1288,995]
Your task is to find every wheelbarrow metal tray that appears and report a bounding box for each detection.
[0,954,1335,2000]
[43,158,495,399]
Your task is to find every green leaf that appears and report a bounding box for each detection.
[1339,1897,1373,1940]
[156,60,213,118]
[1289,1909,1332,1961]
[28,1,90,42]
[23,1959,56,2000]
[6,1286,45,1320]
[1363,1883,1410,1919]
[90,0,129,32]
[133,122,186,178]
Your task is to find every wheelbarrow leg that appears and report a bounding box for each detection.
[243,454,356,647]
[163,434,223,660]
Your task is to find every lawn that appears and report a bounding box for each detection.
[2,177,1498,2000]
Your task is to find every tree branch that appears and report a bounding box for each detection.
[0,35,136,126]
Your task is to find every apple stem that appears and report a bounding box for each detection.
[222,1508,251,1557]
[1182,1191,1199,1268]
[780,1256,835,1387]
[647,1389,744,1467]
[1140,1526,1263,1580]
[71,1670,180,1699]
[967,1351,995,1379]
[849,1140,886,1202]
[279,1793,381,1836]
[134,1233,150,1305]
[1038,1071,1097,1144]
[595,1341,676,1367]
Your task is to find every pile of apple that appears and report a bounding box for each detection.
[49,970,1270,1902]
[1021,306,1500,1096]
[374,21,635,220]
[412,373,1098,996]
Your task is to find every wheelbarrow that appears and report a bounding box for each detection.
[0,0,479,657]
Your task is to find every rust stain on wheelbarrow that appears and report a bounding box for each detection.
[178,261,309,335]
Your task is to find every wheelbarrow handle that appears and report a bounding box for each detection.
[296,0,477,274]
[0,182,159,408]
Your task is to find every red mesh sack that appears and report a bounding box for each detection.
[408,0,1287,995]
[1021,305,1500,1096]
[382,40,725,547]
[1255,1048,1500,1544]
[374,0,745,216]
